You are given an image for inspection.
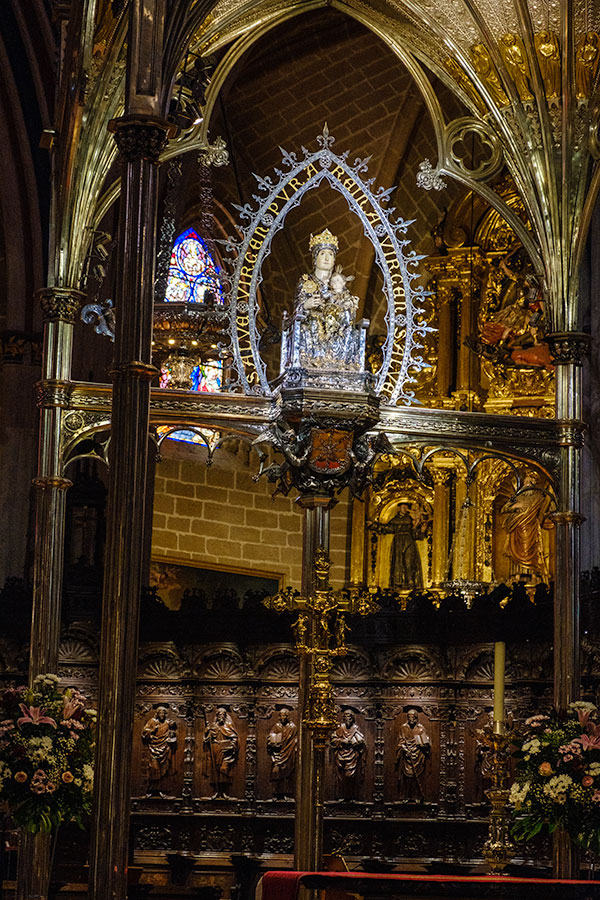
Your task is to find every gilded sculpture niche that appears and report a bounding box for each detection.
[492,469,554,585]
[412,182,555,419]
[362,451,555,598]
[368,467,434,592]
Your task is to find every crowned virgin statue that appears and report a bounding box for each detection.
[280,230,369,385]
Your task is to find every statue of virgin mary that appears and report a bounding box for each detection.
[292,229,362,368]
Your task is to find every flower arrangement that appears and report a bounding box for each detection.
[509,701,600,854]
[0,674,95,833]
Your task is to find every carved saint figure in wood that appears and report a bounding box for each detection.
[330,709,366,799]
[141,704,178,796]
[396,708,431,801]
[501,472,552,580]
[386,503,427,590]
[266,705,297,799]
[203,706,239,797]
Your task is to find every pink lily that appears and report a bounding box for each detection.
[62,696,84,721]
[577,708,593,728]
[576,721,600,749]
[17,704,57,728]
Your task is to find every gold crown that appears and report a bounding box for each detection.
[309,229,339,252]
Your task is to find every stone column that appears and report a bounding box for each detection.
[87,115,170,900]
[547,331,589,878]
[17,288,81,900]
[430,468,450,585]
[295,495,335,871]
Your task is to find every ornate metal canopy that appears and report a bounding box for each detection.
[223,126,432,404]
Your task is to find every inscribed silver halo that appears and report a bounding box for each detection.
[223,126,433,405]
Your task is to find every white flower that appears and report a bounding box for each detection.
[569,701,597,713]
[33,674,60,688]
[589,762,600,775]
[522,738,541,754]
[543,774,573,800]
[509,780,530,806]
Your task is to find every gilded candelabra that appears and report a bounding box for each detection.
[264,549,379,746]
[482,721,515,874]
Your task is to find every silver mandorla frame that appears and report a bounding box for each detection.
[222,125,434,405]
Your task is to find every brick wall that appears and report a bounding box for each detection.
[151,440,352,588]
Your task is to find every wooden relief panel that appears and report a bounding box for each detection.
[383,705,439,805]
[325,706,374,802]
[133,700,186,799]
[463,707,493,807]
[255,704,298,800]
[195,702,247,799]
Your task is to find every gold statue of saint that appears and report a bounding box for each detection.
[500,472,552,580]
[499,33,534,101]
[470,44,509,107]
[534,31,561,99]
[576,32,600,100]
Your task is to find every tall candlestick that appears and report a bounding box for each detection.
[493,641,506,725]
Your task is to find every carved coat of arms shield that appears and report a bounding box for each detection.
[308,429,353,474]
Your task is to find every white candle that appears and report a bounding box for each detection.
[493,641,506,724]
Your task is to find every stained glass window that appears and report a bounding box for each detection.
[156,426,218,447]
[164,228,224,304]
[157,359,222,445]
[159,359,222,393]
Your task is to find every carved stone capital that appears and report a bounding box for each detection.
[36,379,73,408]
[37,287,84,324]
[429,467,451,486]
[109,115,174,163]
[32,476,72,491]
[547,331,591,366]
[109,360,158,382]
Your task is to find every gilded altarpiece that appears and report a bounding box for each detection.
[414,184,555,420]
[364,452,555,595]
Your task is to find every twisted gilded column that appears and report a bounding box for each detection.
[429,468,450,585]
[16,288,82,900]
[295,495,335,871]
[87,116,170,900]
[547,331,589,878]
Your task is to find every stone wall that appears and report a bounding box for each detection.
[151,441,352,588]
